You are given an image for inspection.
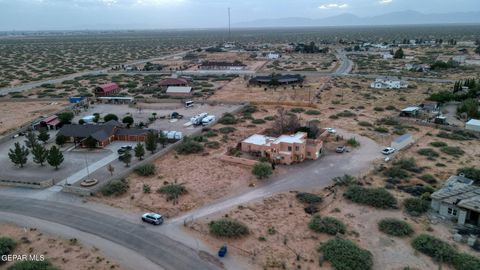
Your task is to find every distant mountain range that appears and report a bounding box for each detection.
[235,10,480,28]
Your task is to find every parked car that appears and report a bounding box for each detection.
[381,147,396,155]
[141,213,164,225]
[184,100,194,108]
[336,145,346,153]
[326,128,337,134]
[117,145,132,154]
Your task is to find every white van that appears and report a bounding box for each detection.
[202,115,216,126]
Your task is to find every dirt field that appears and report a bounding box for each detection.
[91,107,289,217]
[184,190,445,270]
[0,100,68,136]
[0,224,124,270]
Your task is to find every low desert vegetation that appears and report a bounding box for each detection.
[378,218,414,237]
[404,197,430,216]
[176,138,204,154]
[100,178,129,196]
[252,162,273,179]
[157,183,187,202]
[296,192,322,204]
[318,238,373,270]
[309,215,346,235]
[134,163,156,176]
[344,186,397,209]
[208,218,249,238]
[7,260,59,270]
[0,237,16,257]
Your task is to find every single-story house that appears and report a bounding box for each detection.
[391,133,414,150]
[400,106,420,117]
[94,83,120,97]
[158,78,188,88]
[466,119,480,132]
[370,77,408,89]
[199,61,246,70]
[166,86,193,97]
[34,115,61,130]
[431,174,480,227]
[57,120,151,148]
[267,52,281,59]
[249,74,304,85]
[420,101,439,112]
[241,132,323,165]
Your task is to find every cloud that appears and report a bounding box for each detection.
[379,0,393,4]
[318,3,349,9]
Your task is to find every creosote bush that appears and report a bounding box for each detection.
[157,183,186,201]
[134,163,156,176]
[208,218,249,238]
[176,138,204,154]
[309,215,346,235]
[100,179,129,196]
[318,238,373,270]
[378,218,413,237]
[296,192,322,204]
[404,197,430,216]
[344,186,397,209]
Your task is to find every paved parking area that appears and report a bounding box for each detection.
[74,102,242,136]
[0,133,111,184]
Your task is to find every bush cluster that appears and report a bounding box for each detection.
[208,218,249,238]
[134,163,156,176]
[457,167,480,182]
[7,260,59,270]
[344,186,397,209]
[309,215,346,235]
[296,192,322,204]
[157,183,187,201]
[378,218,413,237]
[404,197,430,216]
[176,139,204,154]
[252,162,272,179]
[411,234,456,263]
[441,146,465,157]
[0,237,16,257]
[318,238,373,270]
[100,179,129,196]
[218,113,236,125]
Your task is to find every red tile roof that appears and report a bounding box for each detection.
[96,83,119,93]
[42,115,58,124]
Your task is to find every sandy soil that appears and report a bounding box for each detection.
[0,100,68,136]
[186,190,457,270]
[0,224,124,270]
[91,108,289,217]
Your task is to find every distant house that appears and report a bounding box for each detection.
[166,86,193,97]
[382,53,394,60]
[158,78,188,88]
[57,120,151,148]
[431,174,479,227]
[241,132,323,165]
[390,133,414,150]
[420,101,439,112]
[249,74,304,85]
[199,61,246,70]
[399,106,420,117]
[34,115,61,130]
[466,119,480,132]
[94,83,120,97]
[267,52,281,59]
[370,77,408,89]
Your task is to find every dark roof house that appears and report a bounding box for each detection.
[249,74,304,85]
[158,78,188,87]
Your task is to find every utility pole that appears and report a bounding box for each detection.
[228,7,231,41]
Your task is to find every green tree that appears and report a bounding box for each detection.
[457,98,480,119]
[55,134,67,146]
[145,131,158,154]
[394,48,404,59]
[24,130,38,149]
[37,128,50,144]
[252,162,273,179]
[83,136,97,149]
[158,131,168,148]
[8,142,29,168]
[0,237,16,257]
[119,150,132,167]
[134,143,145,160]
[57,112,74,124]
[47,145,64,170]
[32,144,48,166]
[104,113,118,122]
[122,116,134,127]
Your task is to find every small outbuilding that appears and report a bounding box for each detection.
[166,86,193,97]
[158,78,188,88]
[94,83,120,97]
[399,106,420,117]
[391,133,414,150]
[465,119,480,132]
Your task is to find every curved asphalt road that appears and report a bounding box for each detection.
[0,196,222,270]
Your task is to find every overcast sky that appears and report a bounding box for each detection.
[0,0,479,30]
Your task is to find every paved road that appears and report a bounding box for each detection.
[0,196,222,270]
[171,129,382,223]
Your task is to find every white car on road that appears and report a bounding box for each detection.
[381,147,396,155]
[326,128,336,134]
